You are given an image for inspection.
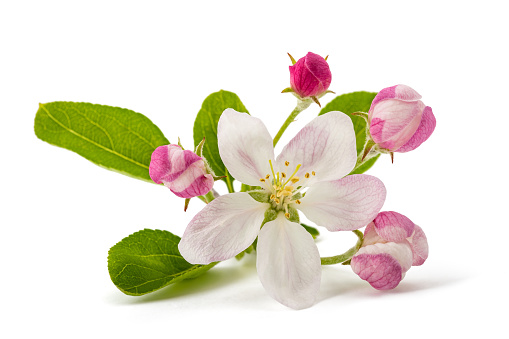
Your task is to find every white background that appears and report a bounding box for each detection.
[1,0,507,337]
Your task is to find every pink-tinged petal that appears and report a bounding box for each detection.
[178,193,268,264]
[257,214,321,310]
[394,84,422,101]
[373,211,415,243]
[362,222,385,247]
[297,175,386,232]
[218,109,275,186]
[150,145,202,184]
[168,161,214,198]
[150,145,213,198]
[369,85,422,113]
[351,242,413,290]
[369,85,397,113]
[276,112,356,184]
[408,225,429,266]
[369,100,425,151]
[396,106,436,153]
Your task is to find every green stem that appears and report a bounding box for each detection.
[204,190,216,203]
[320,230,364,265]
[225,173,234,193]
[273,100,312,147]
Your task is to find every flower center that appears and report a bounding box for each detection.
[258,160,316,219]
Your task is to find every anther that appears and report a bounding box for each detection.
[296,199,301,204]
[291,177,299,183]
[285,212,290,219]
[275,198,280,204]
[285,161,290,166]
[281,172,286,178]
[265,174,270,179]
[285,185,294,192]
[259,178,265,182]
[305,173,310,178]
[312,171,316,176]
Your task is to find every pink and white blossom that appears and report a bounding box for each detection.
[178,109,387,309]
[289,52,332,99]
[368,85,436,153]
[149,144,214,199]
[351,211,428,290]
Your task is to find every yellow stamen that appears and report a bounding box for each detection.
[281,172,287,179]
[282,164,302,187]
[285,161,290,166]
[265,174,270,179]
[259,178,265,182]
[280,191,292,196]
[269,160,276,182]
[274,198,280,204]
[296,199,301,204]
[305,173,310,179]
[285,212,290,219]
[270,194,275,200]
[284,185,294,192]
[291,177,300,184]
[312,171,316,176]
[277,191,283,197]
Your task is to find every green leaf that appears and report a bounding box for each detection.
[193,90,249,190]
[319,91,378,174]
[34,102,170,183]
[301,223,320,239]
[108,229,217,296]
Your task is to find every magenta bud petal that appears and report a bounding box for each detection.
[352,242,413,290]
[373,211,415,242]
[351,252,403,290]
[149,144,214,199]
[396,106,436,153]
[408,225,429,266]
[289,52,331,98]
[368,84,433,152]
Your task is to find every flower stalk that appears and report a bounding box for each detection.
[320,230,364,265]
[273,100,312,147]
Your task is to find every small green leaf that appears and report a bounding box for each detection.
[301,223,320,239]
[108,229,217,296]
[193,90,249,189]
[319,91,379,174]
[34,102,170,183]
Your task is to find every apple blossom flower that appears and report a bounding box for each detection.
[289,52,332,99]
[178,109,386,309]
[368,84,436,153]
[149,144,214,199]
[351,211,428,290]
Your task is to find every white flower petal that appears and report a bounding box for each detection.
[297,174,386,231]
[276,111,357,183]
[178,193,268,264]
[218,109,275,186]
[256,214,321,310]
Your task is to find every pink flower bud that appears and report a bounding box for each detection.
[351,212,428,290]
[368,85,436,152]
[289,52,331,98]
[149,144,214,199]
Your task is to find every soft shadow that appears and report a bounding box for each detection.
[108,256,257,305]
[318,266,470,303]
